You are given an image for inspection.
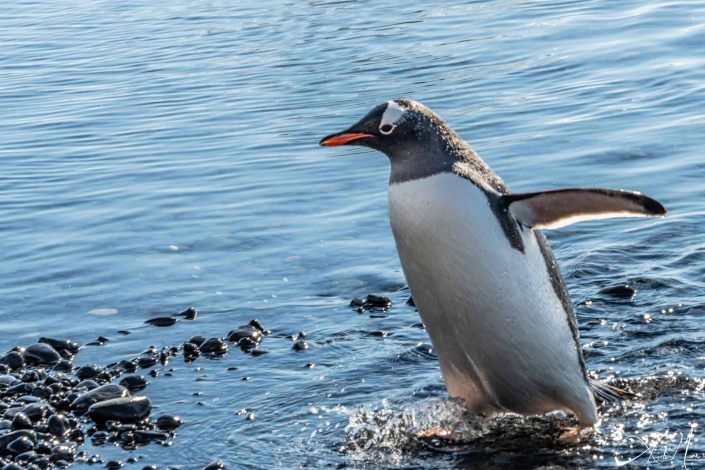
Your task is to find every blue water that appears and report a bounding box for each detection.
[2,0,704,468]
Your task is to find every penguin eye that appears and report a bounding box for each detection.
[380,123,395,135]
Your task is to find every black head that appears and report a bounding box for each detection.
[320,99,483,184]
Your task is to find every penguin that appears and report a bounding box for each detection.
[319,99,666,438]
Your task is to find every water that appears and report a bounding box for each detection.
[2,0,704,467]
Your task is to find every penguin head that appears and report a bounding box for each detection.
[320,99,454,157]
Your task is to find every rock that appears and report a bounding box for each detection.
[292,340,310,351]
[155,415,182,431]
[188,335,206,346]
[351,294,392,313]
[0,352,25,370]
[200,338,228,355]
[71,384,129,414]
[76,380,100,391]
[11,412,32,430]
[20,402,50,422]
[105,460,124,469]
[178,307,198,320]
[203,460,225,470]
[0,430,35,452]
[50,444,74,463]
[227,326,262,347]
[144,317,177,327]
[88,396,151,424]
[599,284,637,298]
[248,319,269,335]
[136,355,157,369]
[182,342,199,362]
[0,375,19,387]
[6,435,33,454]
[406,296,415,307]
[119,375,147,392]
[47,414,70,437]
[75,364,102,380]
[133,430,167,443]
[38,338,80,355]
[52,360,73,372]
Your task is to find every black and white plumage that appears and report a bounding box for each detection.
[320,99,665,431]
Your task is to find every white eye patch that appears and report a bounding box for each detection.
[379,100,406,135]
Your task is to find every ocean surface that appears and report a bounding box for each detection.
[2,0,704,468]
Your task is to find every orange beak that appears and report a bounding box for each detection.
[319,132,373,147]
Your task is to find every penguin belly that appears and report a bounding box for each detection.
[388,172,597,425]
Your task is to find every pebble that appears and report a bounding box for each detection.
[188,336,206,346]
[200,338,228,355]
[37,338,79,356]
[144,317,178,327]
[23,344,61,366]
[6,436,33,454]
[178,307,198,320]
[75,364,102,380]
[599,284,637,298]
[105,460,124,469]
[11,413,32,430]
[119,375,148,392]
[203,459,225,469]
[350,294,392,313]
[292,339,310,351]
[47,414,70,437]
[0,352,25,370]
[88,396,152,424]
[155,415,182,431]
[71,384,129,414]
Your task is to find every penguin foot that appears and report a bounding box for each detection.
[558,426,592,443]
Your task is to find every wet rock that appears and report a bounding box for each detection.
[182,342,200,362]
[119,375,147,392]
[7,436,33,455]
[2,463,25,470]
[188,336,206,346]
[106,460,124,469]
[292,340,310,351]
[20,402,50,422]
[0,419,11,431]
[178,307,198,320]
[136,355,158,369]
[0,352,25,370]
[248,319,270,335]
[155,415,182,431]
[134,430,167,443]
[76,364,102,381]
[71,384,129,414]
[76,380,100,391]
[599,284,637,298]
[203,460,225,470]
[47,414,70,437]
[38,338,80,356]
[200,338,228,356]
[227,326,262,351]
[88,396,151,424]
[0,375,19,387]
[144,317,177,327]
[50,444,74,463]
[24,343,62,366]
[52,360,73,372]
[0,430,35,452]
[11,412,32,430]
[250,348,269,356]
[21,370,41,383]
[6,383,33,396]
[350,294,392,313]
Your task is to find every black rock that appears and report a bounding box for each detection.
[134,430,167,443]
[52,360,73,372]
[227,326,262,346]
[136,355,158,369]
[88,396,151,424]
[182,342,199,362]
[119,375,147,392]
[7,436,33,455]
[203,460,225,470]
[2,463,25,470]
[248,319,269,334]
[599,284,637,298]
[76,364,102,380]
[50,444,74,463]
[200,338,228,355]
[188,336,206,346]
[178,307,198,320]
[0,430,35,452]
[105,460,124,469]
[0,419,11,430]
[21,370,40,383]
[0,352,25,370]
[47,414,70,437]
[71,384,129,414]
[156,415,182,431]
[292,340,310,351]
[11,412,32,430]
[20,402,50,422]
[0,375,19,387]
[76,380,100,391]
[38,337,80,355]
[250,348,269,356]
[144,317,177,327]
[7,383,33,395]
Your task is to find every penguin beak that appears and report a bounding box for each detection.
[319,132,373,147]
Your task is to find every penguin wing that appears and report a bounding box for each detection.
[504,188,666,230]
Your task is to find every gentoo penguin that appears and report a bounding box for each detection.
[319,99,666,437]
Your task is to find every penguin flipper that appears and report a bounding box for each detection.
[589,380,634,403]
[503,188,666,230]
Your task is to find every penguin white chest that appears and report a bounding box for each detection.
[387,172,593,420]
